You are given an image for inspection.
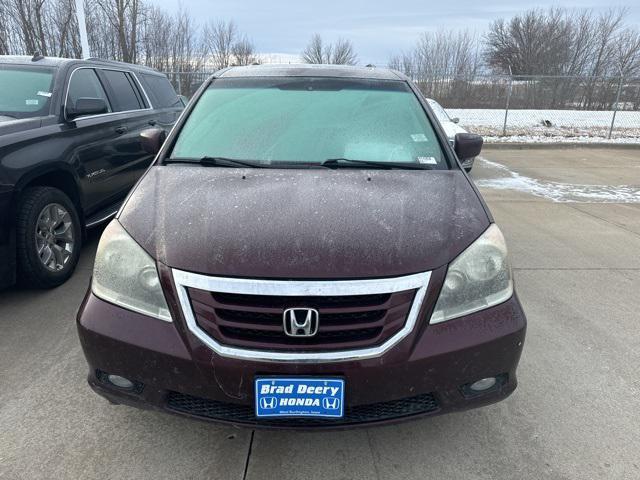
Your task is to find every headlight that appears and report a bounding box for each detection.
[430,224,512,324]
[92,220,171,321]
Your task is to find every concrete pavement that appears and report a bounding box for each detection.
[1,147,639,479]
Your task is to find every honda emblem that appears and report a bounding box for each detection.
[283,308,319,337]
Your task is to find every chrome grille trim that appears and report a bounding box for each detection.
[172,268,431,363]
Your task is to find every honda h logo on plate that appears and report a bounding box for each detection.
[283,308,319,337]
[322,397,340,410]
[259,396,277,409]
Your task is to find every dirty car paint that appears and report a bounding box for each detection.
[118,167,490,278]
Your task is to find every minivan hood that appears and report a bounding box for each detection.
[119,166,489,278]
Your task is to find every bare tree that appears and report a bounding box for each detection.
[614,27,640,77]
[50,0,82,57]
[142,5,174,71]
[588,9,626,78]
[203,19,237,70]
[1,0,79,57]
[484,7,630,78]
[302,34,357,65]
[0,0,15,54]
[413,30,481,77]
[86,0,143,62]
[95,0,142,63]
[485,8,574,75]
[331,38,357,65]
[307,34,323,63]
[231,35,259,66]
[479,7,640,108]
[388,30,481,105]
[7,0,50,55]
[85,0,118,59]
[1,0,200,65]
[172,7,207,72]
[388,52,417,78]
[302,34,326,63]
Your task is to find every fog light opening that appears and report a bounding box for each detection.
[107,374,135,390]
[469,377,497,392]
[96,369,144,394]
[460,373,508,399]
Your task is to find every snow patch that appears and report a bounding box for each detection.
[484,135,640,144]
[476,157,640,203]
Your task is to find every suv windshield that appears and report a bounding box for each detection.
[0,66,55,120]
[170,77,447,169]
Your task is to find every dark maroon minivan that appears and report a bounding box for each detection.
[77,65,526,428]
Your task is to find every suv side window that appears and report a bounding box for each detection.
[100,70,144,112]
[140,74,180,108]
[66,68,111,114]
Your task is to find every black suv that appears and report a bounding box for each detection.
[0,55,182,288]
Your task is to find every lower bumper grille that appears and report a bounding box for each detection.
[166,391,440,427]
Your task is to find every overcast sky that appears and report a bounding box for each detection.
[155,1,640,64]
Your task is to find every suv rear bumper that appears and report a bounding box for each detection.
[77,286,526,429]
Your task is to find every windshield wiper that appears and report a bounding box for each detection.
[164,157,269,168]
[321,158,431,170]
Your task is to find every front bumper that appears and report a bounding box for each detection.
[77,277,526,429]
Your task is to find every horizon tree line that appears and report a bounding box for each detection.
[2,1,639,108]
[2,1,639,77]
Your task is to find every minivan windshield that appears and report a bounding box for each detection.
[170,77,448,169]
[0,66,55,120]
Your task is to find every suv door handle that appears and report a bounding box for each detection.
[115,126,128,135]
[148,120,157,126]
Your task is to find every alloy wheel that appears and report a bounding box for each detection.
[34,203,75,271]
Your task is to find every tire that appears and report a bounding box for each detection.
[16,187,82,288]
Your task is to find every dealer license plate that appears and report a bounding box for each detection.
[255,377,344,418]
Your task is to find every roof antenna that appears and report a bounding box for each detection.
[31,52,45,61]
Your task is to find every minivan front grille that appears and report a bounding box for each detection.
[212,292,392,309]
[187,288,416,352]
[172,269,432,360]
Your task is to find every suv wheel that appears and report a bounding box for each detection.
[16,187,82,288]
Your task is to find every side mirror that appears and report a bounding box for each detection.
[451,117,460,124]
[140,128,167,155]
[454,133,483,160]
[66,97,108,119]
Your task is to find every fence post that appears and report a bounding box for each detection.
[608,74,623,140]
[177,70,183,96]
[502,67,513,137]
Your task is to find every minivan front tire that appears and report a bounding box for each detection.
[16,187,82,288]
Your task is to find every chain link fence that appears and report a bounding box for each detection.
[164,71,640,141]
[414,74,640,140]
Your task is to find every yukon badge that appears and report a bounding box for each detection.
[283,308,319,337]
